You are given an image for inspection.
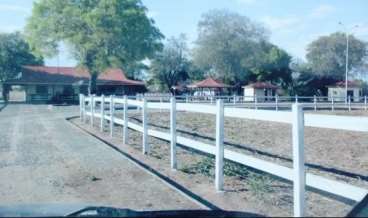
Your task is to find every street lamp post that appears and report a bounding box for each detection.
[344,31,349,103]
[339,22,359,103]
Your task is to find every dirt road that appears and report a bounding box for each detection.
[0,104,201,211]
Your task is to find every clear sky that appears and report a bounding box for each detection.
[0,0,367,66]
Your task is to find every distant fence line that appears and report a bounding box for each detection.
[134,94,368,112]
[80,94,368,217]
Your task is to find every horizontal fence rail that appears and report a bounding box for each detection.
[125,94,368,112]
[80,94,368,217]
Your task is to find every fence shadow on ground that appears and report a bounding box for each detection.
[129,116,368,183]
[0,102,8,112]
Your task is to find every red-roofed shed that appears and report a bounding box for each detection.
[5,66,146,103]
[242,82,279,102]
[327,80,363,102]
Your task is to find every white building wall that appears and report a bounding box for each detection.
[328,87,362,102]
[243,88,275,102]
[243,88,255,101]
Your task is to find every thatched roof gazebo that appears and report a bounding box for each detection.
[187,77,231,96]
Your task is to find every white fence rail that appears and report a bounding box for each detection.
[136,94,368,112]
[80,94,368,217]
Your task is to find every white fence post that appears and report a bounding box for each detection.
[348,95,351,111]
[292,104,305,217]
[79,94,83,118]
[159,97,163,113]
[91,94,95,127]
[331,97,334,111]
[275,95,279,111]
[100,95,105,132]
[170,97,177,169]
[142,97,149,154]
[314,95,317,111]
[83,95,87,123]
[136,94,140,113]
[365,96,367,111]
[110,95,114,137]
[233,94,236,105]
[80,94,85,122]
[123,96,128,144]
[215,99,224,191]
[295,95,298,103]
[254,94,258,110]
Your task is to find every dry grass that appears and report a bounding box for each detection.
[80,108,368,217]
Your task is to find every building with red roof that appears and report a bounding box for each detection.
[327,80,363,102]
[242,82,279,102]
[5,66,146,103]
[187,77,232,96]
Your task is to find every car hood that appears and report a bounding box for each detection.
[0,204,264,217]
[0,204,91,217]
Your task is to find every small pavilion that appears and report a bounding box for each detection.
[187,77,231,96]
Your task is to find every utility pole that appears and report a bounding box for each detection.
[339,22,359,103]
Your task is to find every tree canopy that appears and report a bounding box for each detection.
[0,32,43,100]
[26,0,164,93]
[149,34,191,93]
[193,10,268,84]
[247,42,292,88]
[192,9,292,88]
[0,32,43,83]
[306,32,367,79]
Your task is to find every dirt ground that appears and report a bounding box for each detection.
[75,108,368,217]
[0,104,201,212]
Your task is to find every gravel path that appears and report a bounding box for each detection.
[0,104,201,211]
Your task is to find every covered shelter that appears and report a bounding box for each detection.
[242,82,279,102]
[327,81,363,102]
[4,66,146,103]
[187,77,231,96]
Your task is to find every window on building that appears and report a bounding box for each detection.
[36,85,48,94]
[63,85,74,96]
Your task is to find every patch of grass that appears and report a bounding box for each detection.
[181,156,275,200]
[247,173,274,199]
[180,157,250,178]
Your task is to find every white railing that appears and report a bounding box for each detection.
[135,94,368,111]
[79,94,368,217]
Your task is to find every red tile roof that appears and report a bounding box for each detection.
[188,77,230,88]
[329,80,361,88]
[7,66,145,86]
[243,82,278,90]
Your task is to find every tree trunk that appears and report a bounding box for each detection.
[89,73,98,95]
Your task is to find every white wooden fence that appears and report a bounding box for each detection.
[79,94,368,217]
[140,94,368,111]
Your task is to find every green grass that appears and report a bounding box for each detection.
[181,156,274,199]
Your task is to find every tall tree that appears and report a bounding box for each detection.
[0,32,43,100]
[150,34,191,93]
[193,9,269,84]
[247,42,292,88]
[26,0,163,94]
[306,32,367,79]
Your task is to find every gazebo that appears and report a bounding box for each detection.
[187,77,231,96]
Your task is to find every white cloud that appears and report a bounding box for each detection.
[309,4,336,19]
[261,16,301,31]
[0,3,29,13]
